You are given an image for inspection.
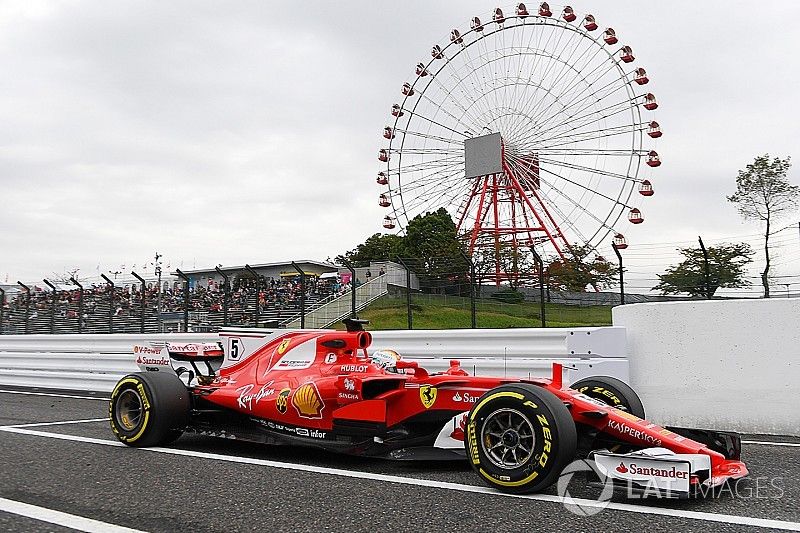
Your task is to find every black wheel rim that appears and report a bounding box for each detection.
[115,388,143,431]
[480,408,536,470]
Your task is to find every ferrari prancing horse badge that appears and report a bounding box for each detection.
[420,385,437,409]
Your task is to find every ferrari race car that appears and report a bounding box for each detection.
[111,320,748,496]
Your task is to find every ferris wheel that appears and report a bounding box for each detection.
[377,3,660,282]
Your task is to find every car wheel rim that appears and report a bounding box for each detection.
[480,408,535,470]
[116,389,143,431]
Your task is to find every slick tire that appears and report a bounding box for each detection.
[570,375,645,419]
[465,383,577,494]
[109,372,190,447]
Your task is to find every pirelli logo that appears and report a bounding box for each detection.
[467,421,480,465]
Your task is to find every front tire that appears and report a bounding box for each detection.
[570,375,645,419]
[109,372,190,447]
[465,384,577,494]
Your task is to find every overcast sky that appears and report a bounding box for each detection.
[2,1,799,295]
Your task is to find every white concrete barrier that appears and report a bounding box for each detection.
[0,327,627,392]
[614,299,800,435]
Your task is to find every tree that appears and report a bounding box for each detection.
[654,243,754,297]
[545,245,618,292]
[336,233,405,267]
[727,154,798,297]
[467,241,539,292]
[403,208,469,289]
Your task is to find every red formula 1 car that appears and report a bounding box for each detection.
[110,320,748,496]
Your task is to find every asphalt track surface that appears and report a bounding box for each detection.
[0,389,799,532]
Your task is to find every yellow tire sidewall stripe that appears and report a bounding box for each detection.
[469,389,553,488]
[110,377,151,443]
[469,391,525,421]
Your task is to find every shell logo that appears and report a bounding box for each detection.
[292,383,325,419]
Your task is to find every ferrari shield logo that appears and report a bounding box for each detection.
[276,339,291,355]
[420,385,437,409]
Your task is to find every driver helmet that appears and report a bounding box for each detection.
[370,349,401,373]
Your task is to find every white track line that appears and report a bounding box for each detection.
[0,418,108,429]
[743,440,800,448]
[0,497,145,533]
[1,427,799,531]
[0,389,109,401]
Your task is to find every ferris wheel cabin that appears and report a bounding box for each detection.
[604,28,618,45]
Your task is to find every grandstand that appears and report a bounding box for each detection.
[0,260,418,334]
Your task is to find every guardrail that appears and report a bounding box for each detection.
[0,327,627,392]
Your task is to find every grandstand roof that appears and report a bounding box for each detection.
[173,260,337,277]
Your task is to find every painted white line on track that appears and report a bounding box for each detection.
[0,497,145,533]
[1,427,799,531]
[743,440,800,448]
[0,418,108,429]
[0,389,110,401]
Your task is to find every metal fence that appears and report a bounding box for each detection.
[1,254,697,335]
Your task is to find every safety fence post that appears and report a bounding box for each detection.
[175,269,190,332]
[529,248,546,328]
[698,236,712,300]
[0,288,5,335]
[396,257,413,330]
[461,252,476,328]
[17,282,30,334]
[131,271,147,333]
[100,274,115,333]
[612,243,625,305]
[70,277,84,334]
[43,279,57,334]
[341,259,357,319]
[215,266,230,327]
[244,265,260,328]
[291,262,306,329]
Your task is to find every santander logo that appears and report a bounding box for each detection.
[613,461,687,479]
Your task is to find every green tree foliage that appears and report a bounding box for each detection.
[404,208,469,291]
[473,243,538,292]
[654,243,754,297]
[338,209,469,292]
[336,233,405,267]
[727,154,798,298]
[545,245,618,292]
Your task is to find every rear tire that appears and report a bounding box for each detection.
[464,383,577,494]
[570,375,645,419]
[109,372,190,447]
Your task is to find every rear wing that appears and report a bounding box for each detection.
[133,342,224,384]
